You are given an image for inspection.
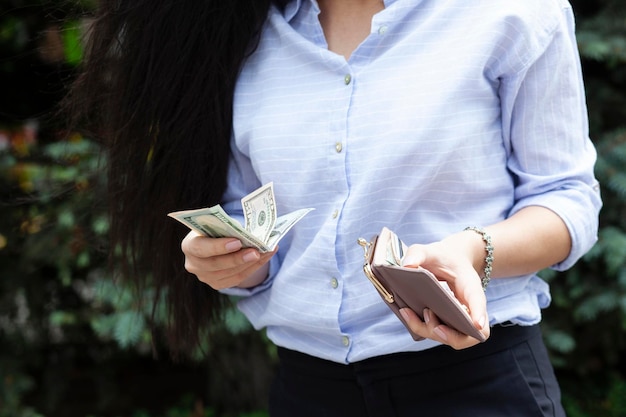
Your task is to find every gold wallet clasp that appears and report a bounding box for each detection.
[358,237,395,304]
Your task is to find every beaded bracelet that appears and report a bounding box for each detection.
[464,226,494,291]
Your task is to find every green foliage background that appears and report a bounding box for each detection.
[1,0,625,416]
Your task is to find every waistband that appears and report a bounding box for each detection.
[277,323,542,384]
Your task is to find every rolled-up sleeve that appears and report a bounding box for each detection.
[501,5,602,271]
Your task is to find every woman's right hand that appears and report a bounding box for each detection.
[181,231,276,290]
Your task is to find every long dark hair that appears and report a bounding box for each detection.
[67,0,283,358]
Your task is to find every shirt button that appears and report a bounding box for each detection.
[342,336,350,346]
[335,142,343,153]
[378,25,388,35]
[344,74,352,85]
[332,209,339,219]
[330,277,339,289]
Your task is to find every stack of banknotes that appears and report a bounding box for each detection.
[168,182,313,252]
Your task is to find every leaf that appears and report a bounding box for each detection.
[222,306,251,335]
[113,310,145,349]
[598,227,626,275]
[607,172,626,199]
[49,311,76,326]
[575,292,620,322]
[544,330,576,354]
[57,210,75,228]
[619,268,626,289]
[76,251,90,268]
[620,295,626,315]
[90,314,117,339]
[62,21,84,66]
[92,216,109,235]
[93,277,134,309]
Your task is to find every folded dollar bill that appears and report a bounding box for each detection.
[168,182,313,252]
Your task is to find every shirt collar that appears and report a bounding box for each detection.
[283,0,304,22]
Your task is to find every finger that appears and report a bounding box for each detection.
[192,250,275,290]
[399,307,429,338]
[401,244,427,267]
[181,231,243,259]
[468,292,489,331]
[404,307,451,343]
[400,307,487,349]
[184,245,264,277]
[451,272,489,331]
[425,308,488,349]
[182,233,267,275]
[431,322,490,349]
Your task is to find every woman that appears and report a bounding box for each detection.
[70,0,601,415]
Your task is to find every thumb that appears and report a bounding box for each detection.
[461,275,488,331]
[401,244,427,268]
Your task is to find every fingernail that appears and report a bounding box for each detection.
[400,308,410,322]
[225,240,242,252]
[243,251,259,263]
[423,309,430,324]
[434,326,448,342]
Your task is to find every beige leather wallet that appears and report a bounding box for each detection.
[358,227,486,342]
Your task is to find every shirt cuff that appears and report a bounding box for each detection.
[509,180,602,271]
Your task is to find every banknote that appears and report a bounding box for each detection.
[168,183,313,252]
[386,232,405,266]
[265,207,314,249]
[242,182,276,244]
[168,205,267,250]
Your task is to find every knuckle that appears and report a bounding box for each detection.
[193,270,223,290]
[181,235,220,259]
[181,237,200,258]
[183,258,196,274]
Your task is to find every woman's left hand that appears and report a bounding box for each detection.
[398,233,491,349]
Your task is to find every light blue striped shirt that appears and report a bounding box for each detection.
[222,0,602,363]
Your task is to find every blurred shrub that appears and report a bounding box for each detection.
[0,1,266,415]
[0,124,274,416]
